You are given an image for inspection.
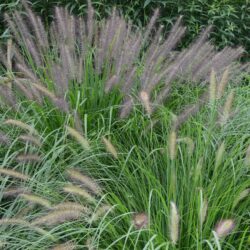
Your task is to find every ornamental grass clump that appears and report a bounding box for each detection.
[0,0,249,249]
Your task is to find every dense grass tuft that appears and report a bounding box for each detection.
[0,0,249,249]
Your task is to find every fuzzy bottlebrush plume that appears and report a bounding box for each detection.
[13,78,39,102]
[0,84,17,108]
[214,219,235,238]
[30,82,69,112]
[16,153,41,163]
[245,145,250,166]
[2,187,29,198]
[66,126,90,150]
[52,202,90,214]
[132,212,149,230]
[66,168,102,195]
[18,134,42,147]
[73,110,84,134]
[200,198,208,227]
[194,158,203,184]
[199,189,208,227]
[102,136,118,159]
[0,132,10,145]
[63,184,96,203]
[168,130,177,160]
[218,91,235,126]
[215,142,225,170]
[232,188,250,208]
[50,242,76,250]
[209,68,217,103]
[0,168,29,181]
[4,119,38,135]
[169,201,179,245]
[139,91,152,115]
[0,218,28,226]
[32,210,83,226]
[0,0,248,123]
[6,39,13,71]
[19,193,52,208]
[217,68,229,99]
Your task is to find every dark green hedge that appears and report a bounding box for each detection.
[0,0,249,57]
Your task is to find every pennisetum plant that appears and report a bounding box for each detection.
[0,0,249,249]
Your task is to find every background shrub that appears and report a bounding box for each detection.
[0,0,249,58]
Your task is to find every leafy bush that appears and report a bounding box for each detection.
[0,0,249,57]
[0,1,249,249]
